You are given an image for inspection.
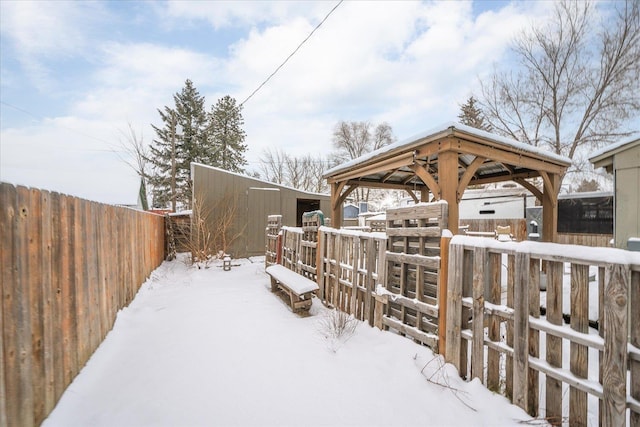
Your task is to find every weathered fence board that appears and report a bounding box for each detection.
[545,260,564,425]
[265,215,282,268]
[0,183,165,427]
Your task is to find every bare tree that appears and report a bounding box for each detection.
[330,121,396,203]
[118,122,150,209]
[259,148,329,193]
[188,194,215,268]
[285,154,304,189]
[259,147,287,185]
[480,0,640,184]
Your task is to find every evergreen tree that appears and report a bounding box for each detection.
[207,95,247,173]
[458,96,492,131]
[148,106,180,210]
[147,79,208,210]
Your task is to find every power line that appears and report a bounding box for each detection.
[239,0,344,107]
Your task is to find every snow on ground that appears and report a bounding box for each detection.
[43,255,538,427]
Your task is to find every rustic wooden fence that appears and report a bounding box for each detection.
[269,203,449,352]
[444,235,640,426]
[0,183,166,427]
[317,226,387,326]
[379,202,448,349]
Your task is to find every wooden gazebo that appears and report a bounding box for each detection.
[323,123,571,241]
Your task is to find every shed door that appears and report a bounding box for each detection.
[246,188,281,255]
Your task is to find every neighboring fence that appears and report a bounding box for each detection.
[557,232,613,248]
[0,183,165,427]
[460,218,528,241]
[444,235,640,426]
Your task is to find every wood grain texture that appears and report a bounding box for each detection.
[512,252,529,412]
[602,263,629,426]
[471,247,486,381]
[0,184,165,426]
[545,261,563,426]
[569,264,589,427]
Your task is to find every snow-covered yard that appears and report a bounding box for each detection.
[43,255,538,427]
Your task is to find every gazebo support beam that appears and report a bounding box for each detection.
[406,189,419,203]
[513,178,543,201]
[540,172,559,242]
[330,182,358,227]
[438,150,459,234]
[409,164,441,198]
[457,156,485,202]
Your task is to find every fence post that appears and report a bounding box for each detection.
[373,294,388,330]
[512,251,529,412]
[527,257,541,416]
[316,229,324,301]
[275,233,282,265]
[438,235,451,356]
[445,242,463,371]
[471,246,487,381]
[364,237,376,327]
[349,237,360,317]
[630,270,640,426]
[602,263,630,427]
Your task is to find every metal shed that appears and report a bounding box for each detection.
[191,163,331,257]
[590,137,640,249]
[324,122,571,241]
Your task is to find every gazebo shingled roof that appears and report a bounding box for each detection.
[323,122,571,241]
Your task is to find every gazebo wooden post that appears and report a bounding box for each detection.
[330,182,343,228]
[438,150,460,235]
[542,173,560,242]
[420,188,429,203]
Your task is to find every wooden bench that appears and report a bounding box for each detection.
[266,265,319,312]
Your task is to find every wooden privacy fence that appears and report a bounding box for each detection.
[444,235,640,426]
[0,183,165,427]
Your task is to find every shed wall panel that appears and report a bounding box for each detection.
[192,164,330,257]
[615,167,640,248]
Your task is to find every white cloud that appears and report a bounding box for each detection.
[159,0,324,30]
[226,0,537,160]
[0,1,109,90]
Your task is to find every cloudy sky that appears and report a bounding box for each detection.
[1,0,556,205]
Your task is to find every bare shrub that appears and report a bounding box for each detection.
[187,195,215,268]
[186,191,245,268]
[209,191,244,257]
[317,309,359,352]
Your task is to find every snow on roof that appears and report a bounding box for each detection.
[324,122,572,178]
[589,137,640,162]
